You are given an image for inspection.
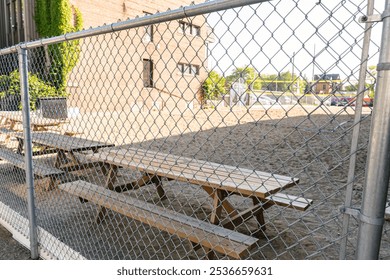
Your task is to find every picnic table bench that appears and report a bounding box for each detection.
[0,131,114,190]
[59,146,312,259]
[59,180,258,259]
[0,147,64,190]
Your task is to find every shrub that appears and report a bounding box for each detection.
[202,71,226,100]
[0,70,63,110]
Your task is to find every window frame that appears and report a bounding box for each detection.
[178,62,200,76]
[178,21,201,37]
[143,59,154,88]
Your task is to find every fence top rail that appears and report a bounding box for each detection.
[0,0,270,56]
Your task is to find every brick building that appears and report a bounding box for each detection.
[312,74,341,94]
[0,0,210,112]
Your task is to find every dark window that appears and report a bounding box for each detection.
[191,65,199,75]
[143,59,153,87]
[177,63,184,73]
[179,21,200,37]
[178,62,199,76]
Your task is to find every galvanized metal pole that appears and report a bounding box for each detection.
[0,0,271,55]
[18,46,39,259]
[339,0,375,259]
[356,0,390,259]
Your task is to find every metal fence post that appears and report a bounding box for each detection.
[356,0,390,259]
[339,0,375,259]
[18,46,39,260]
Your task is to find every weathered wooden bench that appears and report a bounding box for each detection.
[0,127,20,144]
[0,127,18,135]
[59,180,259,259]
[0,148,64,190]
[263,193,313,211]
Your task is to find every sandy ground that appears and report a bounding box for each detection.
[0,104,389,260]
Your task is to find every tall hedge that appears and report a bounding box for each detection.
[35,0,83,90]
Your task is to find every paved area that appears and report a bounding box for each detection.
[0,224,30,260]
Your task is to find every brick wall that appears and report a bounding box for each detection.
[67,0,208,112]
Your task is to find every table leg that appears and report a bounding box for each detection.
[12,138,25,173]
[204,188,230,260]
[151,175,166,200]
[4,120,16,144]
[251,197,271,235]
[16,138,24,155]
[96,164,119,224]
[210,189,226,225]
[54,150,68,168]
[202,186,239,218]
[112,173,152,193]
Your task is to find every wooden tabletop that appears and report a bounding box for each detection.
[0,111,69,127]
[14,132,114,152]
[87,146,299,199]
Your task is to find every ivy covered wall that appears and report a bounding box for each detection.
[34,0,83,91]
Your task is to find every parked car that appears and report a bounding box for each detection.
[331,96,356,106]
[251,95,278,105]
[363,97,374,107]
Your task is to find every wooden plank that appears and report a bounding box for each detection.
[98,147,298,189]
[103,147,298,185]
[265,193,313,211]
[59,180,258,259]
[0,127,18,135]
[0,113,69,126]
[133,146,297,182]
[0,148,64,178]
[13,132,114,152]
[97,151,274,198]
[91,149,296,198]
[222,204,264,230]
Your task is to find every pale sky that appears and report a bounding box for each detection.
[206,0,385,82]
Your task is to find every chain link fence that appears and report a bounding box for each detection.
[0,0,389,260]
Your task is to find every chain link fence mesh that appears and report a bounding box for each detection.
[0,0,389,260]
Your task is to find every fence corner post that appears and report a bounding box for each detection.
[18,45,39,260]
[356,0,390,260]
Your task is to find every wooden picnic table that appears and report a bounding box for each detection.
[58,146,312,259]
[13,131,114,172]
[0,111,70,143]
[0,111,69,131]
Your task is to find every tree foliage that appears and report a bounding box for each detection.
[344,66,376,97]
[202,71,226,100]
[226,66,262,90]
[35,0,83,90]
[260,71,300,92]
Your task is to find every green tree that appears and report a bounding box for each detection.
[35,0,83,90]
[202,71,226,100]
[344,66,376,97]
[261,71,300,93]
[226,66,262,90]
[345,83,358,92]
